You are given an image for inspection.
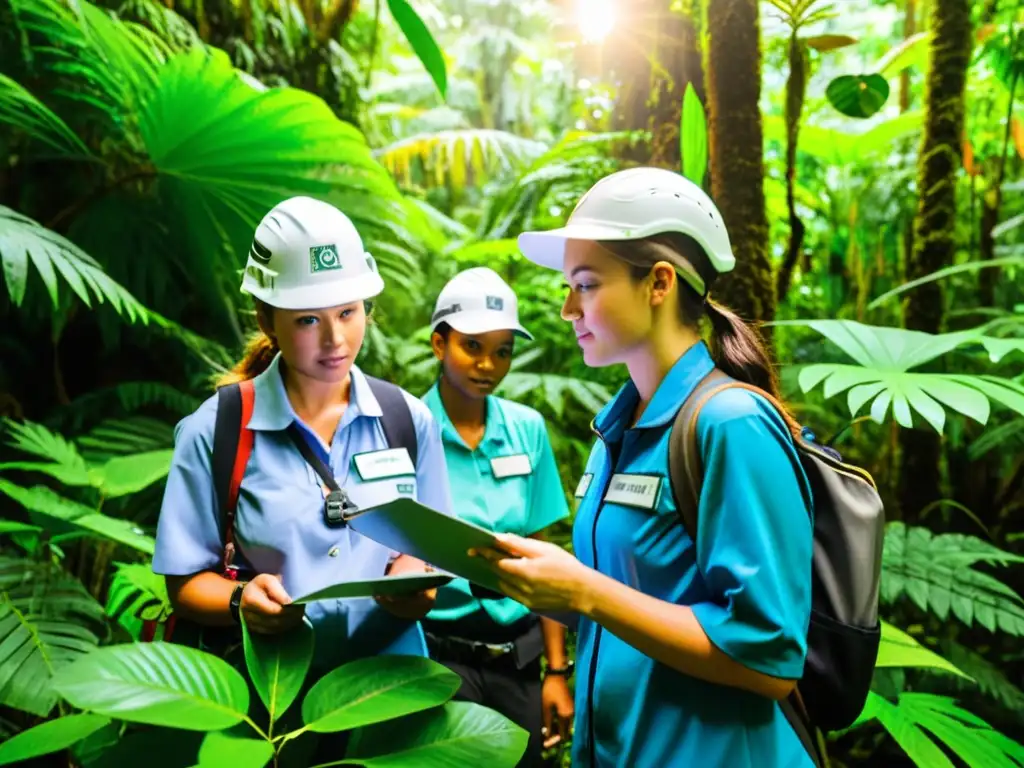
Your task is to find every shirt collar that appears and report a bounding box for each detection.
[592,341,716,439]
[424,381,507,451]
[245,353,381,431]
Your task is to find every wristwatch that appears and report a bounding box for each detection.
[544,660,575,680]
[229,583,246,625]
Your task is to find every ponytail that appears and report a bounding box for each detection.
[704,299,780,399]
[215,332,279,387]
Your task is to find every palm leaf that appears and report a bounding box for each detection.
[940,640,1024,713]
[781,320,1024,433]
[0,73,93,159]
[0,556,106,717]
[0,206,151,321]
[0,418,90,486]
[882,522,1024,635]
[75,416,176,463]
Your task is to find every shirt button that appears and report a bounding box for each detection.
[328,547,339,557]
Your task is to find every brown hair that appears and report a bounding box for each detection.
[216,300,278,387]
[598,233,788,407]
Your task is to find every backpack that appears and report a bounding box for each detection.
[141,374,419,647]
[667,368,885,765]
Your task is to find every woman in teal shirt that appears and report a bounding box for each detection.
[471,168,816,767]
[421,267,574,767]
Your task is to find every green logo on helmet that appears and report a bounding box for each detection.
[310,244,342,273]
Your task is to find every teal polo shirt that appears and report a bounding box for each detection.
[571,341,815,767]
[423,383,570,626]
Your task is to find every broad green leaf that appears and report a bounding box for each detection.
[0,206,149,320]
[875,622,971,679]
[826,74,890,119]
[242,616,313,725]
[0,556,105,717]
[876,31,931,77]
[105,561,173,638]
[870,694,957,768]
[0,713,111,766]
[902,385,945,432]
[52,642,249,731]
[914,378,990,425]
[848,382,887,415]
[680,83,707,186]
[0,480,154,554]
[197,730,272,768]
[302,655,460,733]
[386,0,447,100]
[95,449,174,497]
[0,521,42,537]
[340,701,528,767]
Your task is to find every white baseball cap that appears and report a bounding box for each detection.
[430,267,533,340]
[240,196,384,310]
[517,167,735,275]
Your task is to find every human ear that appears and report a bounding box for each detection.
[648,262,677,307]
[430,331,446,362]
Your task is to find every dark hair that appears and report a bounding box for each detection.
[432,321,452,341]
[598,233,790,413]
[215,299,374,387]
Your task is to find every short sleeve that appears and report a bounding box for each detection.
[688,389,813,680]
[405,392,453,517]
[525,414,570,535]
[152,400,224,576]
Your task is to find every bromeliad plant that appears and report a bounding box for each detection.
[0,618,528,767]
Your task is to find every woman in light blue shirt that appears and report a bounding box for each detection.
[153,197,451,727]
[421,267,574,767]
[471,168,816,767]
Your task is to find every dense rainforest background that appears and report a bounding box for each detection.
[1,0,1023,765]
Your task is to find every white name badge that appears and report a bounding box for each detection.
[490,454,533,479]
[353,448,415,481]
[574,473,593,498]
[604,474,662,510]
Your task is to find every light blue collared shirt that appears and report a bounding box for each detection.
[153,353,453,669]
[571,341,815,767]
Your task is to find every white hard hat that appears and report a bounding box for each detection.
[431,267,533,340]
[517,167,735,274]
[240,196,384,310]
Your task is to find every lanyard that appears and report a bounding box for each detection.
[286,425,358,527]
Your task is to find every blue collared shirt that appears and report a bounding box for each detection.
[422,383,569,626]
[571,341,815,767]
[153,353,453,669]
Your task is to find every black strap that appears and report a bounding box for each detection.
[286,426,341,491]
[212,383,242,538]
[365,375,418,467]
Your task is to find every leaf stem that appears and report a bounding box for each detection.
[244,716,271,742]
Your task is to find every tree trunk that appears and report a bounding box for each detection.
[898,0,972,521]
[609,0,704,171]
[704,0,772,324]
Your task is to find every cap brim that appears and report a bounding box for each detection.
[518,223,634,270]
[444,311,534,341]
[242,272,384,310]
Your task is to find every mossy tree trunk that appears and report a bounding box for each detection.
[704,0,773,324]
[609,0,704,172]
[898,0,972,522]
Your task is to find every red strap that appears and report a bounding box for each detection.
[221,379,255,574]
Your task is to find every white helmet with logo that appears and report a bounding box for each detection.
[517,167,735,274]
[240,196,384,310]
[431,267,533,340]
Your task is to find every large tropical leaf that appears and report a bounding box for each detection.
[0,206,151,320]
[881,523,1024,635]
[75,416,177,463]
[860,692,1024,768]
[386,0,447,99]
[341,701,528,767]
[940,640,1024,713]
[875,621,971,680]
[242,616,313,725]
[0,480,155,554]
[196,730,273,768]
[302,656,461,733]
[0,73,93,158]
[52,642,250,731]
[0,556,106,717]
[777,320,1024,433]
[0,713,111,767]
[105,561,173,639]
[0,417,91,486]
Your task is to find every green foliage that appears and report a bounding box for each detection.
[0,556,106,717]
[105,561,173,638]
[0,713,112,767]
[881,523,1024,635]
[680,83,707,185]
[825,74,890,118]
[385,0,447,99]
[875,621,971,679]
[241,616,313,725]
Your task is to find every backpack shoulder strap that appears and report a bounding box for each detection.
[364,375,419,468]
[667,369,742,541]
[212,379,255,574]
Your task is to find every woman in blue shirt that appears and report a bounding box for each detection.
[471,168,815,767]
[153,197,451,758]
[421,267,574,766]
